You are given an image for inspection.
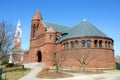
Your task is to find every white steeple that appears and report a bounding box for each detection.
[14,20,22,42]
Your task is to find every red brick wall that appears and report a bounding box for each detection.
[25,12,115,69]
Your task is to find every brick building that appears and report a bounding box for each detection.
[24,10,115,69]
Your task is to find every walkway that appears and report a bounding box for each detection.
[18,63,44,80]
[19,63,120,80]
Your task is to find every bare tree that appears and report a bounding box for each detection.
[0,21,15,60]
[72,49,97,72]
[52,51,66,73]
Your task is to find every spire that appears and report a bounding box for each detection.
[15,20,22,38]
[17,20,21,27]
[14,20,22,50]
[32,10,43,20]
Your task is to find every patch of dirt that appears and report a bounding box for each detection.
[36,70,73,79]
[63,70,104,74]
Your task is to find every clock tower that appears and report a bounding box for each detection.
[14,20,22,50]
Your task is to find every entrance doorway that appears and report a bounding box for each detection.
[37,51,42,62]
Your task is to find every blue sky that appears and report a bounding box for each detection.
[0,0,120,56]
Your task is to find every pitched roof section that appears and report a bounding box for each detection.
[46,27,55,33]
[60,20,108,41]
[44,22,70,33]
[32,10,43,20]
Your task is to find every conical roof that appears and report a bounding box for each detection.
[32,10,42,20]
[61,19,108,41]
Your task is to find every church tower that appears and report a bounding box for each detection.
[14,20,22,50]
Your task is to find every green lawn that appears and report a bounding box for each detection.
[1,66,30,80]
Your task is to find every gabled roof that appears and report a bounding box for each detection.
[60,20,110,42]
[44,22,70,33]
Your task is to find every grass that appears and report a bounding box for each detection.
[1,65,30,80]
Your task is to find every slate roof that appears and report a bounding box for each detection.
[44,22,70,33]
[60,20,109,41]
[43,20,112,43]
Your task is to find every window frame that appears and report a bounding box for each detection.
[71,41,74,48]
[82,40,86,48]
[87,40,91,48]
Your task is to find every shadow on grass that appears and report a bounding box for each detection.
[2,67,30,73]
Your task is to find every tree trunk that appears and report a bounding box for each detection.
[82,64,86,72]
[55,65,59,73]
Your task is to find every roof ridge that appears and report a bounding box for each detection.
[44,21,70,27]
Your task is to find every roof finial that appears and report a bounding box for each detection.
[83,18,87,21]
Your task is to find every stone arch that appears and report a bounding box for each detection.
[37,51,42,62]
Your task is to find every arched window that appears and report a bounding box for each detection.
[50,35,52,40]
[82,40,86,48]
[94,40,98,47]
[64,42,68,49]
[64,43,65,49]
[99,40,102,48]
[71,41,74,48]
[105,41,107,48]
[75,41,79,48]
[108,41,110,48]
[32,25,36,38]
[87,40,91,48]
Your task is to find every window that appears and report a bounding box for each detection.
[75,41,79,48]
[87,40,91,48]
[99,40,102,48]
[105,41,107,48]
[94,40,98,47]
[17,32,20,36]
[50,35,52,40]
[82,40,86,48]
[64,42,68,49]
[32,25,36,38]
[108,41,110,48]
[71,41,74,48]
